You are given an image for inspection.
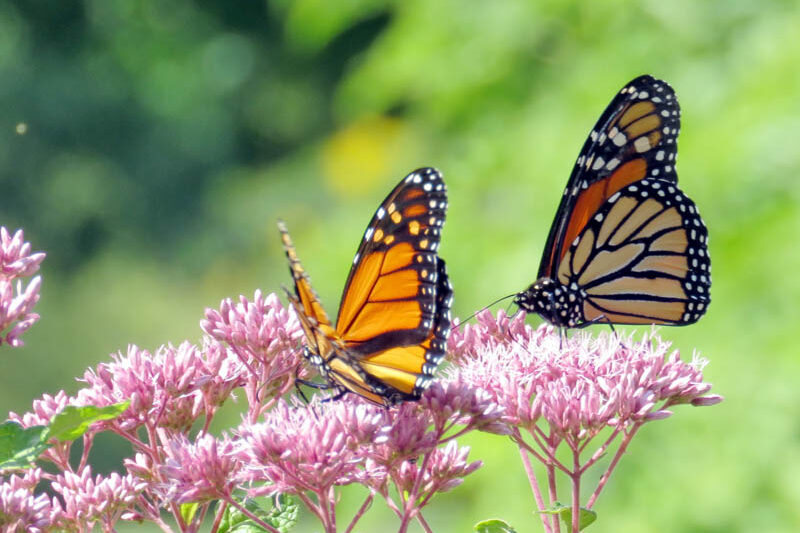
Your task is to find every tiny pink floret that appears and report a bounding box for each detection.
[0,228,45,348]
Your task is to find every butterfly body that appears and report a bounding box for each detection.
[280,167,452,406]
[516,75,711,327]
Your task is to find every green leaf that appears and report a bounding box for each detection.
[474,518,518,533]
[0,421,50,470]
[221,494,299,533]
[180,502,200,524]
[263,494,298,532]
[45,401,130,442]
[541,502,597,530]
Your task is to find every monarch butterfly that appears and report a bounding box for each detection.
[279,167,452,406]
[514,75,711,327]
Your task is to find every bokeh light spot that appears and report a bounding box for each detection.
[322,115,407,198]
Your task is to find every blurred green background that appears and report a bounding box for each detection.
[2,0,799,531]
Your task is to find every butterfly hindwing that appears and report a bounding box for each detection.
[557,179,710,325]
[330,257,452,403]
[278,220,338,364]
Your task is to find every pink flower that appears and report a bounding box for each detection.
[236,397,386,496]
[448,309,722,533]
[0,227,45,347]
[368,380,505,472]
[8,391,74,468]
[450,309,721,436]
[50,467,147,531]
[202,290,305,407]
[158,433,241,504]
[391,440,481,496]
[0,469,53,533]
[362,380,501,532]
[419,379,509,436]
[76,341,243,432]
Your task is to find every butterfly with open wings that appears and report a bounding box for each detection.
[515,75,711,328]
[279,167,452,406]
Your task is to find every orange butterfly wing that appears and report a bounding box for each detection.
[279,220,341,376]
[280,168,451,405]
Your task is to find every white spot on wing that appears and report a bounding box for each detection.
[634,136,651,153]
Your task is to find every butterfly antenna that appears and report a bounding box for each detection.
[457,293,517,327]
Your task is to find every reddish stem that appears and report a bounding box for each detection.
[570,447,580,533]
[345,492,374,533]
[78,434,92,471]
[517,443,552,533]
[208,501,227,533]
[580,427,621,474]
[416,512,434,533]
[586,422,642,509]
[547,462,561,533]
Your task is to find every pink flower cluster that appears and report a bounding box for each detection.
[236,382,504,533]
[1,287,504,533]
[1,290,308,532]
[364,382,504,532]
[238,398,386,497]
[202,290,305,417]
[76,341,242,433]
[448,310,722,533]
[50,468,146,531]
[0,469,52,533]
[156,433,241,504]
[450,310,721,436]
[0,228,45,347]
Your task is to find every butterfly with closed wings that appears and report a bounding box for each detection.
[515,75,711,328]
[279,167,452,407]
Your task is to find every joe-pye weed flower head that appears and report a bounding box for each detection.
[449,309,722,533]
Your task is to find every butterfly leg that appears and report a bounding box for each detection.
[576,315,627,348]
[295,378,335,390]
[293,367,317,405]
[320,387,348,403]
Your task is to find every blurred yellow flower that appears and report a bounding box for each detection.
[322,115,409,199]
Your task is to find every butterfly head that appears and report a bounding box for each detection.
[515,278,586,328]
[514,278,558,322]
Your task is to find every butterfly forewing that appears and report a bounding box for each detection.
[539,75,682,279]
[336,168,447,351]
